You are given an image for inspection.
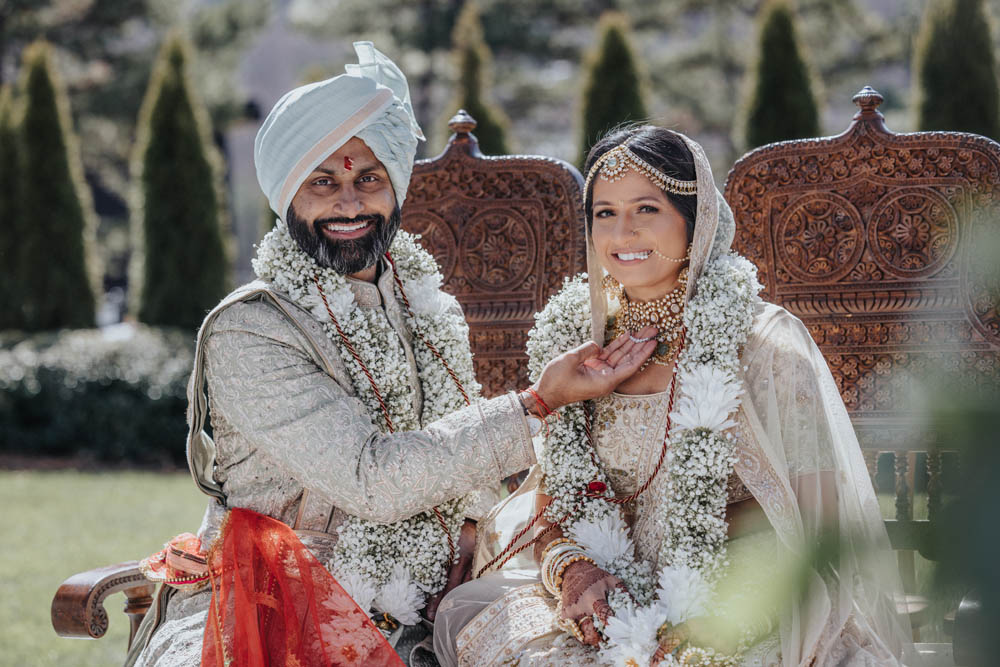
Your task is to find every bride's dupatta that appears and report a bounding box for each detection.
[202,507,402,667]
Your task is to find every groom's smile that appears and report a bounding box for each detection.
[319,217,375,241]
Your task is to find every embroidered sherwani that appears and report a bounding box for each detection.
[127,264,536,667]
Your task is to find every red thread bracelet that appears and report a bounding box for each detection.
[524,387,554,418]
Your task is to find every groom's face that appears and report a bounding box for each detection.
[286,137,400,275]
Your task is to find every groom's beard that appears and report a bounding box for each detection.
[286,204,402,275]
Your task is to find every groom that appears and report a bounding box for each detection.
[126,43,654,666]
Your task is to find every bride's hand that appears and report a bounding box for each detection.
[559,560,624,646]
[531,327,657,412]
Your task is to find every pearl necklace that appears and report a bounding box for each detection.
[606,267,688,369]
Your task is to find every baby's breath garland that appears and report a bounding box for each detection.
[525,254,761,666]
[252,222,481,626]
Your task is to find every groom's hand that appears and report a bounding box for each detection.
[559,560,623,646]
[532,327,657,412]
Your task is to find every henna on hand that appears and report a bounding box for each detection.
[561,561,610,609]
[558,560,625,646]
[593,598,613,624]
[578,615,601,646]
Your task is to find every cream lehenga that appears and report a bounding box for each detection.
[432,132,914,666]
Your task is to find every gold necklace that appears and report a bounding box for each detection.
[606,267,688,369]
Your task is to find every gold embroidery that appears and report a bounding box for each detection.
[456,584,557,667]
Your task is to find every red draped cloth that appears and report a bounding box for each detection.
[202,507,403,667]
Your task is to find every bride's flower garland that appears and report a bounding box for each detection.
[526,254,761,666]
[252,222,481,626]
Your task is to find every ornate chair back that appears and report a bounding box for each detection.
[723,87,1000,597]
[401,110,586,397]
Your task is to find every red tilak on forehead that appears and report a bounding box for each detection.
[343,156,354,171]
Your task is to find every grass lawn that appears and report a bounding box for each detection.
[0,470,207,666]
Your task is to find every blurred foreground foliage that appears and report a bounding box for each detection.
[926,368,1000,657]
[0,325,192,465]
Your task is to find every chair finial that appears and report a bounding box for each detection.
[448,109,478,135]
[852,86,884,116]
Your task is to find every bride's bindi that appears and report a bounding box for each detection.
[343,156,354,171]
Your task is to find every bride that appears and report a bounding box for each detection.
[432,126,914,666]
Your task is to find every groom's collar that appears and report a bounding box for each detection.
[342,256,394,307]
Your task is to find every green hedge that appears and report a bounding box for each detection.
[0,326,193,465]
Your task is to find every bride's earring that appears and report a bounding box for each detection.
[601,273,623,299]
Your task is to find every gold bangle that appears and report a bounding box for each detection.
[539,537,572,562]
[541,541,578,595]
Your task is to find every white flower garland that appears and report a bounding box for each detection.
[252,222,482,625]
[526,254,761,666]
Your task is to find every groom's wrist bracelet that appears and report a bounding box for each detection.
[523,387,554,418]
[516,392,544,437]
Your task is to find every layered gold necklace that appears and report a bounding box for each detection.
[606,266,688,369]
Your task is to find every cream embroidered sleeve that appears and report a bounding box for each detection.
[203,303,535,524]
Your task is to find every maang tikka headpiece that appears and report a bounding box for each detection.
[584,139,698,204]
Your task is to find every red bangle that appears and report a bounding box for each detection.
[524,387,554,418]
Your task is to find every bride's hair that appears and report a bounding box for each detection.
[583,124,697,242]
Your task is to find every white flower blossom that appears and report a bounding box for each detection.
[334,570,378,614]
[403,272,451,316]
[599,602,667,667]
[670,364,741,432]
[655,564,712,626]
[374,565,425,626]
[568,513,633,568]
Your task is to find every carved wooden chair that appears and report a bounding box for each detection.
[724,86,999,666]
[401,110,586,396]
[50,110,586,649]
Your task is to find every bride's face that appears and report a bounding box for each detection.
[591,170,690,301]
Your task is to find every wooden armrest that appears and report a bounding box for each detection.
[51,560,155,645]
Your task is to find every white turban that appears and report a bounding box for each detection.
[254,41,425,220]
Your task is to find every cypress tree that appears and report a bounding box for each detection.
[17,41,97,330]
[131,34,228,330]
[0,86,23,329]
[445,0,510,155]
[578,12,648,167]
[743,0,820,149]
[914,0,1000,138]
